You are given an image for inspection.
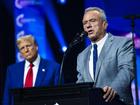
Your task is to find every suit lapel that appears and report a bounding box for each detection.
[84,45,94,81]
[17,62,25,87]
[95,33,114,81]
[35,59,47,87]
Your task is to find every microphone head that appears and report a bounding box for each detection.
[80,31,88,37]
[69,31,87,47]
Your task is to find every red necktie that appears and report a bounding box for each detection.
[24,63,34,88]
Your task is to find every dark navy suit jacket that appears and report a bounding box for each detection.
[3,58,60,105]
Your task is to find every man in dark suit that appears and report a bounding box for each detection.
[3,35,60,105]
[76,7,135,105]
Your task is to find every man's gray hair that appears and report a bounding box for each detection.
[84,7,107,22]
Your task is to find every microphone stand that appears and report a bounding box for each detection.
[131,17,139,105]
[58,32,86,85]
[125,15,139,105]
[58,44,70,85]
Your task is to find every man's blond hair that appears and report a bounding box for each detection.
[16,35,37,49]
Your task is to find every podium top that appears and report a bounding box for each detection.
[10,83,123,105]
[11,82,97,95]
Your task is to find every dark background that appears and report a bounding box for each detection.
[0,0,15,104]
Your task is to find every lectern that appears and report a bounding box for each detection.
[11,83,125,105]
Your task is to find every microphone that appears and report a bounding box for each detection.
[79,31,87,37]
[58,31,87,85]
[69,31,87,47]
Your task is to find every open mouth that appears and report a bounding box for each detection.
[87,30,94,35]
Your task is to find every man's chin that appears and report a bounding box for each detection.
[88,35,96,40]
[25,56,32,62]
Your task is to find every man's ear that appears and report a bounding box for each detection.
[103,21,108,30]
[35,44,38,51]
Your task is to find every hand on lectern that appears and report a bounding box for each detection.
[103,86,117,102]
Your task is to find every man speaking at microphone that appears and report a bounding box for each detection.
[76,7,135,105]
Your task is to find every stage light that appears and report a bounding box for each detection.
[43,0,67,53]
[58,0,66,4]
[62,46,67,52]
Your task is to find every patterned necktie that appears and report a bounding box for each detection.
[93,44,98,77]
[24,63,34,88]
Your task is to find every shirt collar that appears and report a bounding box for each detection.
[91,33,108,46]
[25,54,41,67]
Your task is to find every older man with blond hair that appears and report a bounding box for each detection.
[3,35,60,105]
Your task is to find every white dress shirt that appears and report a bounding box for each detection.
[24,54,41,87]
[89,33,108,80]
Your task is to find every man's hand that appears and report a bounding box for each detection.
[103,86,117,102]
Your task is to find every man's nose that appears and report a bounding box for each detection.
[86,22,92,29]
[24,47,29,52]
